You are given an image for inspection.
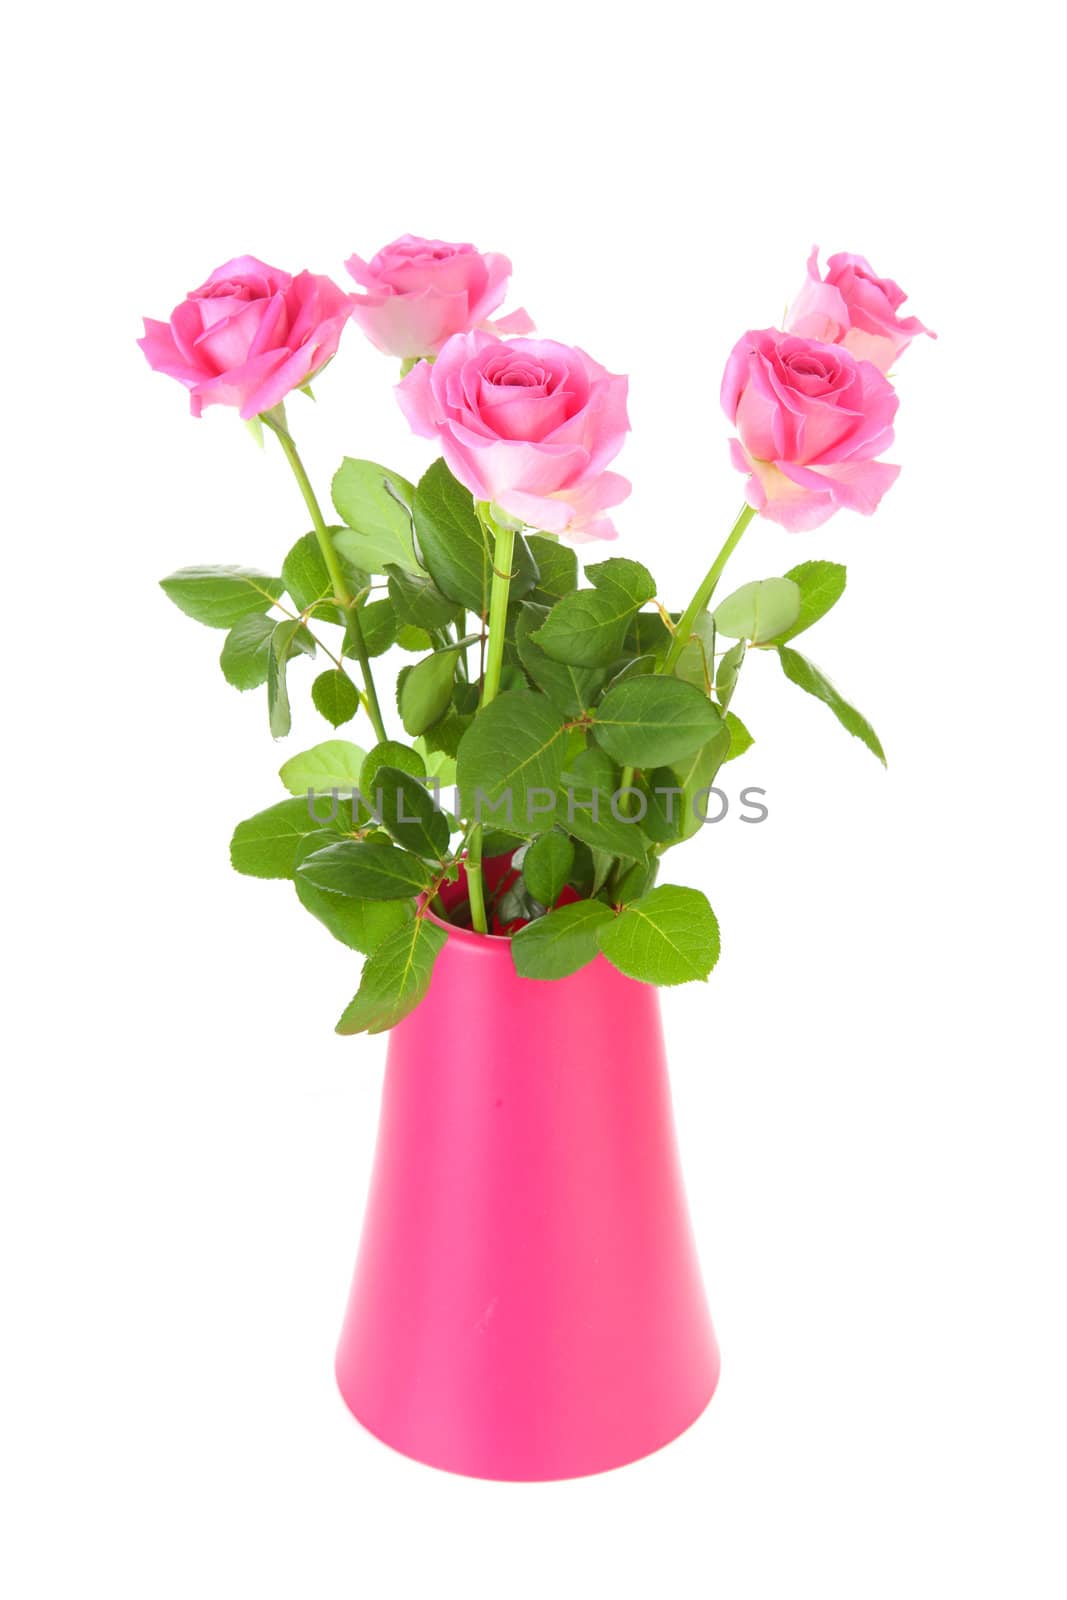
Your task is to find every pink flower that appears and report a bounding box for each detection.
[346,235,534,360]
[138,256,354,420]
[722,329,900,531]
[397,331,630,542]
[787,248,935,373]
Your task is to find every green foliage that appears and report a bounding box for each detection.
[715,639,745,711]
[278,740,366,796]
[526,534,578,604]
[521,830,575,908]
[396,624,433,652]
[281,531,362,626]
[336,916,448,1035]
[511,900,616,980]
[230,795,353,880]
[713,577,801,643]
[386,564,459,632]
[311,668,360,727]
[532,558,656,666]
[293,832,413,953]
[397,649,457,735]
[723,710,753,760]
[412,459,490,613]
[361,740,426,792]
[558,748,650,862]
[161,565,285,629]
[613,855,659,903]
[515,603,607,715]
[374,766,450,859]
[771,561,847,643]
[673,613,716,691]
[359,598,398,656]
[593,675,722,767]
[267,618,313,738]
[456,689,570,838]
[626,610,673,663]
[777,646,886,764]
[297,838,433,899]
[331,459,419,573]
[412,459,539,616]
[220,613,279,691]
[597,885,720,984]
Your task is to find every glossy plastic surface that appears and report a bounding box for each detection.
[336,877,719,1480]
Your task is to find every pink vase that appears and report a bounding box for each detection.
[335,875,720,1480]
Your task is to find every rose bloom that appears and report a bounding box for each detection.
[398,331,630,541]
[138,256,353,420]
[722,329,900,531]
[787,248,935,373]
[346,235,533,360]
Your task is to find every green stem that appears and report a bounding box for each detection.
[661,503,756,675]
[262,411,388,744]
[480,517,516,708]
[466,508,518,934]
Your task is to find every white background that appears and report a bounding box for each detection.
[3,2,1064,1595]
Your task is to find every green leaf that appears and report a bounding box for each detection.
[713,578,801,644]
[604,654,657,689]
[626,610,674,664]
[331,459,420,574]
[526,534,577,604]
[675,718,733,840]
[297,839,432,900]
[418,707,472,758]
[278,740,366,796]
[511,900,616,980]
[515,603,607,715]
[716,639,746,711]
[359,598,398,657]
[456,689,570,837]
[532,558,657,667]
[597,885,720,985]
[281,531,364,626]
[613,856,659,904]
[397,624,433,653]
[220,613,278,691]
[375,766,450,859]
[414,742,457,786]
[770,561,847,644]
[362,740,426,792]
[267,618,308,738]
[559,748,649,862]
[336,916,448,1035]
[411,459,540,614]
[386,564,459,632]
[413,459,489,612]
[397,649,457,735]
[723,711,754,761]
[293,832,413,953]
[160,565,285,629]
[673,613,716,691]
[311,668,360,727]
[777,645,886,764]
[230,795,353,880]
[521,830,575,907]
[593,675,722,767]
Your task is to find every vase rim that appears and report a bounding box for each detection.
[422,901,514,949]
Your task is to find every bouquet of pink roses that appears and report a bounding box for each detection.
[141,236,933,1034]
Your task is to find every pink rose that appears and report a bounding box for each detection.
[722,329,900,531]
[346,235,534,360]
[787,247,935,373]
[138,256,354,420]
[397,331,630,542]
